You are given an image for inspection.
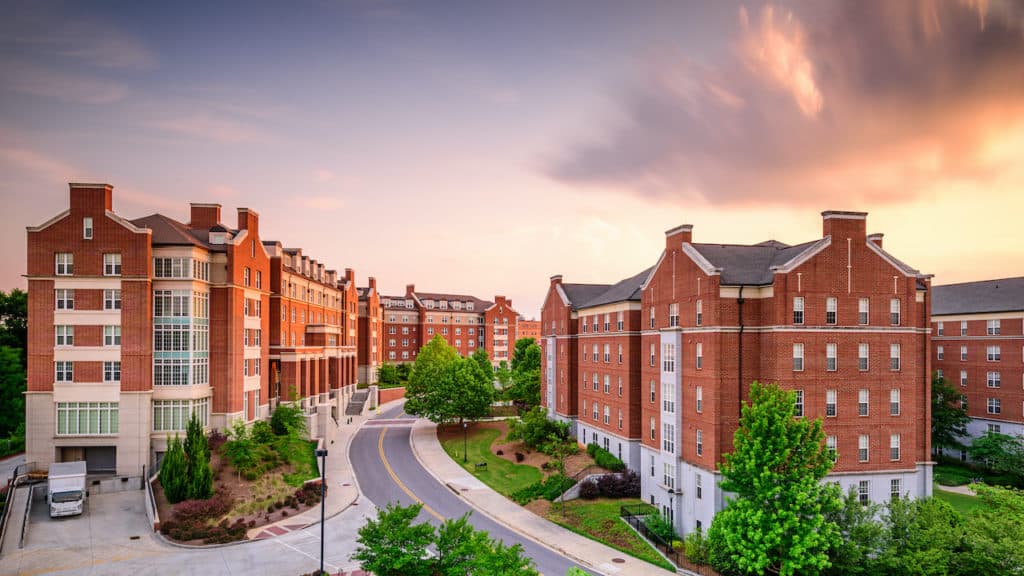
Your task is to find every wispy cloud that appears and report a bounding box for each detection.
[150,113,271,144]
[0,60,128,104]
[298,195,344,211]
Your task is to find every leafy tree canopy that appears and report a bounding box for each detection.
[510,337,538,373]
[932,373,970,451]
[968,431,1024,484]
[0,346,26,437]
[405,336,493,424]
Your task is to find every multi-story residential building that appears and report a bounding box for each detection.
[516,318,541,344]
[26,183,365,477]
[380,285,519,367]
[357,277,384,384]
[264,244,359,412]
[932,277,1024,445]
[544,211,933,536]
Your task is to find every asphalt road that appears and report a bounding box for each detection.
[349,405,593,576]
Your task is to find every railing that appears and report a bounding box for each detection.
[144,464,161,532]
[620,505,720,576]
[0,476,16,552]
[19,482,34,549]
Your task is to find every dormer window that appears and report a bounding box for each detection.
[83,217,93,239]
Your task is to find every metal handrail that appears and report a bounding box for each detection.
[19,482,33,549]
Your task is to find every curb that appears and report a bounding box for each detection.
[406,420,613,576]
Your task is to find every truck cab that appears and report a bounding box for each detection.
[48,461,87,518]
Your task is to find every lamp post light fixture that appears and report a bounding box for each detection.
[462,421,468,463]
[315,448,328,575]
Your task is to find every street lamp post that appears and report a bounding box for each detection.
[462,421,468,463]
[316,448,328,575]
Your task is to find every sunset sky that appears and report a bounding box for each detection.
[2,0,1022,317]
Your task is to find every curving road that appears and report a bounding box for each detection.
[349,404,593,576]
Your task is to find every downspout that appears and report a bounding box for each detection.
[737,286,745,420]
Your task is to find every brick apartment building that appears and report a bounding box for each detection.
[26,183,365,476]
[516,318,541,345]
[357,277,384,384]
[381,285,519,367]
[542,211,934,535]
[932,277,1024,446]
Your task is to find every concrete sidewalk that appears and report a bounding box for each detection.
[408,419,676,576]
[246,405,379,540]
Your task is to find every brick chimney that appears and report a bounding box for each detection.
[867,233,884,249]
[405,284,416,297]
[550,275,563,287]
[345,268,355,283]
[665,224,693,250]
[237,207,259,235]
[822,211,867,240]
[69,183,113,214]
[368,276,377,291]
[190,203,222,229]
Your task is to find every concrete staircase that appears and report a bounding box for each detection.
[345,390,369,416]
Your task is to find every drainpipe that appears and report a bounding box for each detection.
[738,286,745,419]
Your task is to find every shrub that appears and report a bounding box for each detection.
[515,452,525,463]
[596,470,640,498]
[578,480,600,500]
[644,513,677,543]
[511,474,574,504]
[591,446,626,472]
[495,449,504,456]
[684,528,710,565]
[271,401,307,437]
[251,420,274,444]
[172,492,233,524]
[586,443,599,457]
[506,407,570,451]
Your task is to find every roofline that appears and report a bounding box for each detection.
[70,183,112,189]
[772,236,832,273]
[933,276,1024,288]
[665,224,693,236]
[640,251,666,291]
[865,239,921,277]
[933,307,1024,317]
[682,243,722,276]
[190,202,222,208]
[821,210,867,220]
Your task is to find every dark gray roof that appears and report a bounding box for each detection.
[690,240,820,285]
[933,277,1024,315]
[131,214,210,248]
[561,283,611,310]
[578,267,652,308]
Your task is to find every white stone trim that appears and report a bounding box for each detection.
[681,244,721,276]
[54,310,121,326]
[53,347,121,362]
[53,382,121,402]
[772,236,832,274]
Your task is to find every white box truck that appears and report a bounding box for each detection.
[48,461,87,517]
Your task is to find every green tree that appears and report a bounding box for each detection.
[823,488,884,576]
[352,503,434,576]
[406,337,493,424]
[0,346,26,437]
[495,360,513,390]
[160,435,189,503]
[707,381,841,576]
[470,348,493,384]
[506,342,541,409]
[874,496,964,576]
[406,336,460,417]
[396,362,412,383]
[474,539,538,575]
[507,406,569,450]
[270,398,306,437]
[377,363,400,387]
[932,373,970,453]
[0,289,27,360]
[435,513,488,576]
[510,337,537,373]
[183,413,212,499]
[958,484,1024,575]
[968,431,1024,484]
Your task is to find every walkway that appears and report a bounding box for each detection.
[407,416,677,576]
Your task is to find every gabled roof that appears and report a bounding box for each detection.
[689,240,820,285]
[131,214,210,248]
[561,283,611,310]
[413,292,493,311]
[933,277,1024,315]
[578,267,652,309]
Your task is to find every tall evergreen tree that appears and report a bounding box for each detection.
[0,346,25,437]
[932,373,970,453]
[160,435,189,503]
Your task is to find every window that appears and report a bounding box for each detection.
[56,402,118,435]
[55,325,74,346]
[103,253,121,276]
[617,344,623,363]
[696,342,703,369]
[650,344,655,367]
[859,389,869,416]
[662,380,675,413]
[603,375,610,394]
[890,343,901,371]
[154,258,189,278]
[696,429,703,456]
[649,307,655,328]
[858,298,869,325]
[891,479,902,500]
[663,462,675,489]
[988,423,1001,434]
[55,361,73,382]
[592,401,598,421]
[987,371,1001,388]
[662,423,675,453]
[153,398,209,431]
[603,344,610,363]
[937,321,944,336]
[960,370,968,387]
[961,320,968,336]
[696,300,703,326]
[937,368,944,380]
[650,417,656,440]
[859,435,869,462]
[650,380,655,403]
[794,390,804,417]
[662,343,675,372]
[592,373,598,391]
[826,389,837,417]
[858,480,869,504]
[937,346,944,360]
[56,289,74,310]
[859,343,869,371]
[987,319,1000,335]
[827,435,838,462]
[604,314,610,331]
[593,344,598,362]
[890,389,900,415]
[103,326,120,346]
[696,386,703,413]
[617,311,624,331]
[55,253,74,275]
[987,398,1001,414]
[649,455,655,477]
[961,345,968,361]
[617,409,623,429]
[890,298,900,325]
[890,434,900,460]
[103,361,121,382]
[603,405,610,424]
[793,343,804,371]
[617,377,623,397]
[793,296,804,324]
[826,343,837,371]
[669,303,679,327]
[256,271,262,289]
[826,297,837,324]
[987,346,1001,361]
[696,474,703,499]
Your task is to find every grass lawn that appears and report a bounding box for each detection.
[934,485,985,517]
[547,498,674,572]
[440,427,542,496]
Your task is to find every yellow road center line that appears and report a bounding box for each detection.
[377,427,443,521]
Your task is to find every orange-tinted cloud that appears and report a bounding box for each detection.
[548,0,1024,207]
